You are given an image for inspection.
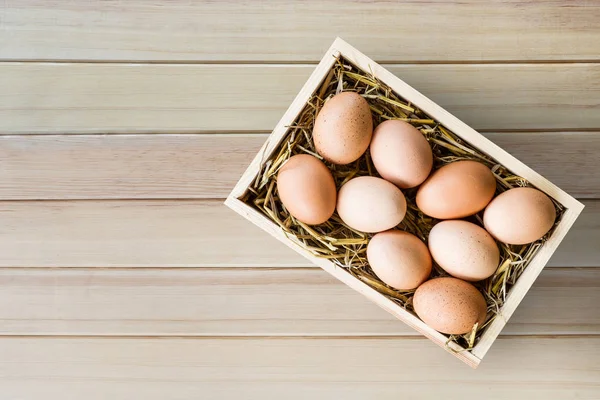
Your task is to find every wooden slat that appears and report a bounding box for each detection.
[0,200,596,267]
[1,63,599,133]
[485,132,600,199]
[0,199,300,268]
[0,268,596,336]
[1,1,599,62]
[0,337,598,399]
[1,132,599,200]
[0,134,253,200]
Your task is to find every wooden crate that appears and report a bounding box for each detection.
[225,38,584,368]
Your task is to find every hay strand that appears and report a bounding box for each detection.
[241,56,564,351]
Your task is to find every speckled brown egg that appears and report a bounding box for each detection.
[370,120,433,189]
[367,230,432,290]
[413,277,487,335]
[313,92,373,165]
[484,187,556,245]
[428,220,500,281]
[416,160,496,219]
[277,154,336,225]
[337,176,406,233]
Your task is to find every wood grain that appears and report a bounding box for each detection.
[1,63,598,133]
[1,132,599,200]
[1,0,598,390]
[0,337,598,400]
[0,267,596,336]
[0,199,596,268]
[0,134,254,200]
[1,1,598,62]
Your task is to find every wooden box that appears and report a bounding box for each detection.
[225,38,584,367]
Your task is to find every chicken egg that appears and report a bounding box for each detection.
[416,160,496,219]
[336,176,406,233]
[413,277,487,335]
[367,230,432,291]
[277,154,337,225]
[313,92,373,165]
[428,220,500,281]
[369,120,433,189]
[484,187,556,245]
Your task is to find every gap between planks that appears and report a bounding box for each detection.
[0,266,594,271]
[0,334,597,340]
[0,128,599,136]
[2,60,600,65]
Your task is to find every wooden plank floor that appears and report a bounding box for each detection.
[0,1,599,398]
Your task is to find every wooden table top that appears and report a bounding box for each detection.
[0,1,598,398]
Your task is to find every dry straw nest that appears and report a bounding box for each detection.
[242,57,564,351]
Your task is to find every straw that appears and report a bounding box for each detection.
[241,56,564,351]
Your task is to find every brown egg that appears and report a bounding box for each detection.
[416,160,496,219]
[313,92,373,165]
[370,120,433,189]
[428,220,500,281]
[337,176,406,233]
[484,187,556,245]
[413,277,487,335]
[367,230,432,291]
[277,154,336,225]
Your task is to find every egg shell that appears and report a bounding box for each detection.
[484,187,556,245]
[369,120,433,189]
[277,154,337,225]
[337,176,406,233]
[367,230,432,290]
[313,92,373,165]
[416,160,496,219]
[413,277,487,335]
[428,220,500,281]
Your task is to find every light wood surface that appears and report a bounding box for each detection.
[0,267,597,336]
[0,199,597,268]
[1,63,599,133]
[1,132,599,200]
[2,1,598,62]
[1,0,598,395]
[0,337,598,400]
